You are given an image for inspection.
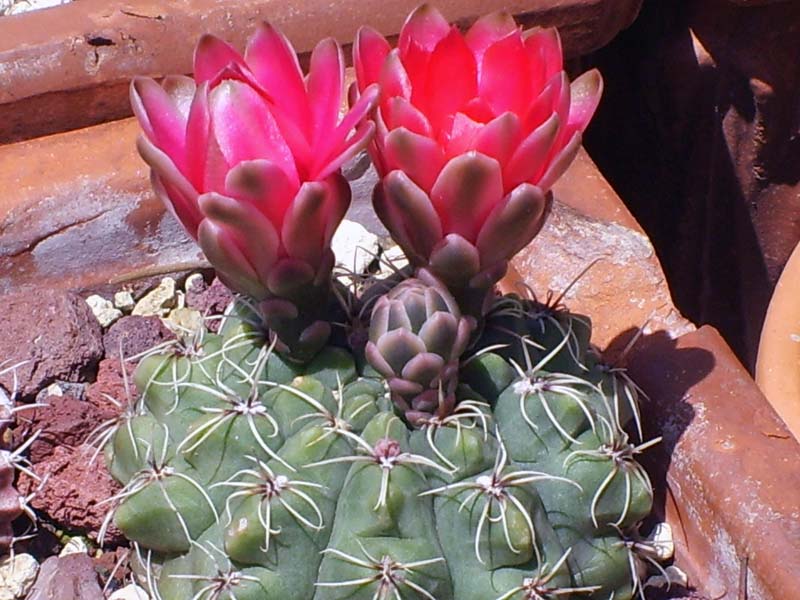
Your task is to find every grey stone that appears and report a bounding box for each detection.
[26,554,102,600]
[0,554,38,600]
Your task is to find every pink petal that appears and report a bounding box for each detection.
[523,73,561,133]
[314,84,379,177]
[430,152,504,242]
[401,39,433,95]
[553,72,571,134]
[269,112,313,182]
[524,27,563,92]
[202,61,311,170]
[465,11,519,63]
[368,110,390,177]
[398,4,450,56]
[474,111,522,168]
[245,23,310,136]
[224,159,297,228]
[441,112,483,160]
[388,96,433,136]
[479,33,531,115]
[150,171,202,241]
[461,97,495,123]
[315,121,375,181]
[382,170,444,260]
[130,77,188,171]
[476,183,549,267]
[199,191,280,287]
[565,69,603,138]
[281,182,329,266]
[197,219,268,300]
[538,130,582,191]
[137,135,202,238]
[505,113,560,189]
[203,132,232,196]
[379,49,412,116]
[354,26,391,92]
[193,34,247,84]
[202,61,270,99]
[208,80,298,186]
[160,76,196,120]
[384,127,445,191]
[306,38,345,148]
[421,28,478,134]
[184,82,210,190]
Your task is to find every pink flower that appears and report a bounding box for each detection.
[132,24,379,301]
[353,5,602,309]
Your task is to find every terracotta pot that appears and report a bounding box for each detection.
[0,0,642,143]
[756,240,800,439]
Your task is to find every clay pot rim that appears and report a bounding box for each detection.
[756,239,800,440]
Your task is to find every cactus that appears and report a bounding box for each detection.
[101,280,666,600]
[112,9,671,599]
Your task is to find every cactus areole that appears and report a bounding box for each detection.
[115,5,667,599]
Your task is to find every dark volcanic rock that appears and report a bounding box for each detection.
[15,394,115,464]
[18,445,123,545]
[102,315,175,358]
[186,276,233,331]
[0,290,103,400]
[93,547,131,593]
[86,357,138,413]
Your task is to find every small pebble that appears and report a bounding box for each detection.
[59,536,88,557]
[184,272,206,294]
[0,553,39,600]
[45,383,63,397]
[113,291,135,313]
[164,308,204,337]
[35,381,86,404]
[132,278,177,317]
[647,522,675,561]
[85,295,123,328]
[109,584,150,600]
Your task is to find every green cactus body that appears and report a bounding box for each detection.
[105,295,660,599]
